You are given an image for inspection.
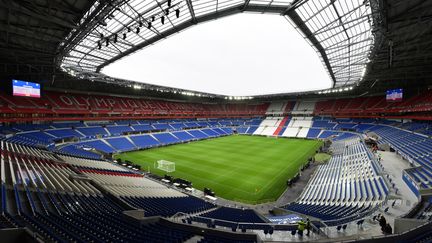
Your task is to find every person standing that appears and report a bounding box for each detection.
[297,219,306,237]
[379,215,387,231]
[305,218,311,236]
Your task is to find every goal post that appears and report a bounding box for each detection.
[156,160,175,173]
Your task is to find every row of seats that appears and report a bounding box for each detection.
[314,90,432,115]
[0,138,256,242]
[68,127,234,156]
[1,141,100,196]
[2,118,255,151]
[284,137,387,224]
[0,90,269,118]
[0,118,262,133]
[123,196,216,217]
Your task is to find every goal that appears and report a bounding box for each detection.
[156,160,175,173]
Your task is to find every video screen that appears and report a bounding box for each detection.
[386,88,403,102]
[12,80,41,98]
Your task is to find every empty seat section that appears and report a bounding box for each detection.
[199,207,265,224]
[153,133,179,144]
[172,131,195,141]
[105,138,136,152]
[122,196,216,217]
[77,127,108,138]
[153,123,171,130]
[80,140,115,153]
[188,130,209,139]
[46,129,83,139]
[130,135,160,148]
[131,124,155,132]
[318,131,339,139]
[306,128,321,138]
[106,125,133,135]
[201,129,219,137]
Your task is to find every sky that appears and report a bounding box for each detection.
[102,14,332,96]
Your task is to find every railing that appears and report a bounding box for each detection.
[171,211,329,237]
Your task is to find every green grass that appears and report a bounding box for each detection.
[115,135,322,204]
[314,153,332,163]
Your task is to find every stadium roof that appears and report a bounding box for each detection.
[58,0,375,90]
[0,0,94,78]
[1,0,432,98]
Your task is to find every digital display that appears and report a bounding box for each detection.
[12,80,41,98]
[386,88,403,102]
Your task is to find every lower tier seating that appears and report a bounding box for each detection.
[122,196,216,217]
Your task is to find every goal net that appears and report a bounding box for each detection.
[156,160,175,173]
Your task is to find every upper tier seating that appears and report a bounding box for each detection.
[0,91,269,122]
[265,101,294,115]
[292,100,316,115]
[314,90,432,116]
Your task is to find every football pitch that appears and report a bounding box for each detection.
[115,135,322,204]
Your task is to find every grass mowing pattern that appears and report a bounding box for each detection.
[116,135,322,204]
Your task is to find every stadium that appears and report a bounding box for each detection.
[0,0,432,242]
